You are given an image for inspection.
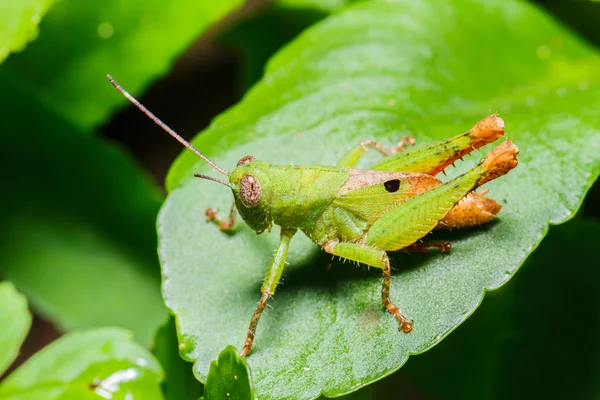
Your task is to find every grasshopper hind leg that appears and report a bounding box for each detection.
[322,241,413,333]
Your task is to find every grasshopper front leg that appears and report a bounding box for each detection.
[205,201,237,231]
[322,241,413,332]
[240,227,297,357]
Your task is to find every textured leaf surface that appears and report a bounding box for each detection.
[404,219,600,399]
[0,282,32,376]
[0,72,167,345]
[160,1,600,398]
[2,0,242,130]
[203,346,254,400]
[0,0,54,64]
[0,329,164,400]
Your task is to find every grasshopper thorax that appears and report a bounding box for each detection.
[229,157,273,233]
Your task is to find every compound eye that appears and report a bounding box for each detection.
[240,174,261,208]
[237,155,256,166]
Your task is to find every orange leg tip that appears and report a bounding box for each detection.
[441,242,452,253]
[205,207,218,221]
[402,321,414,333]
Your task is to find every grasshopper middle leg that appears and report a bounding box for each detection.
[336,136,415,168]
[322,241,413,332]
[240,227,297,356]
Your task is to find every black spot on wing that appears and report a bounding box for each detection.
[384,179,400,193]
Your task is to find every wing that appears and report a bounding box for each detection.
[332,169,441,224]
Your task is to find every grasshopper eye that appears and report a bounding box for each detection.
[240,174,262,208]
[237,156,256,166]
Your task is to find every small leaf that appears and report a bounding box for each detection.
[0,328,164,400]
[160,0,600,398]
[204,346,254,400]
[0,282,32,376]
[152,317,203,400]
[0,71,167,345]
[0,0,55,64]
[2,0,243,130]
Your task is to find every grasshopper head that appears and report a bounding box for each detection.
[229,156,273,234]
[106,76,273,233]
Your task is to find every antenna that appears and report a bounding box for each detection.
[194,173,234,188]
[107,74,229,176]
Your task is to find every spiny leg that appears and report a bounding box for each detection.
[322,241,413,332]
[371,114,505,175]
[241,292,269,357]
[240,228,296,357]
[205,201,237,231]
[336,136,415,168]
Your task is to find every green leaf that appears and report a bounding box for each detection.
[160,0,600,398]
[0,0,55,64]
[2,0,243,130]
[403,218,600,399]
[0,282,32,376]
[276,0,351,13]
[0,328,164,400]
[223,5,327,91]
[0,71,167,346]
[152,318,203,400]
[203,346,253,400]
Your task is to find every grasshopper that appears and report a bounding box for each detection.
[108,75,519,357]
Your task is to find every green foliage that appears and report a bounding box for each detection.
[403,218,600,399]
[0,283,32,376]
[2,0,244,130]
[203,346,254,400]
[0,329,164,400]
[0,0,55,63]
[0,0,243,347]
[0,73,167,345]
[159,0,600,398]
[152,318,203,400]
[277,0,351,13]
[224,5,328,90]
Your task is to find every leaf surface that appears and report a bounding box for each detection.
[404,219,600,399]
[0,328,164,400]
[160,1,600,398]
[0,282,32,376]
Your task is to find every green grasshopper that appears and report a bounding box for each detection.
[108,75,519,357]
